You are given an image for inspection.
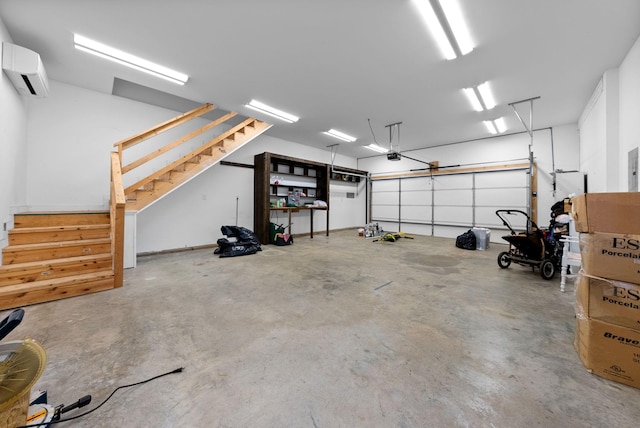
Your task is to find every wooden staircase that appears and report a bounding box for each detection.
[0,212,117,310]
[118,103,272,211]
[0,103,271,310]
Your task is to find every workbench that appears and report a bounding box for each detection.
[270,206,328,238]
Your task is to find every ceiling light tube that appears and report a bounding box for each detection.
[413,0,456,60]
[484,117,507,135]
[413,0,474,60]
[484,120,499,135]
[323,129,356,143]
[439,0,474,56]
[74,34,188,85]
[477,82,496,110]
[463,87,484,112]
[246,99,299,123]
[365,144,389,153]
[464,82,496,112]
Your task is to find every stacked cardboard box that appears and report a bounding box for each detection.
[572,192,640,389]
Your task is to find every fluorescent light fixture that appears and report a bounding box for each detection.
[464,82,496,111]
[365,144,389,153]
[484,120,498,135]
[246,99,299,123]
[413,0,474,60]
[494,117,506,133]
[463,87,483,112]
[323,129,356,143]
[484,117,507,135]
[73,34,188,85]
[477,82,496,110]
[440,0,474,56]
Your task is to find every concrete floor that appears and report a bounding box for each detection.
[7,230,640,427]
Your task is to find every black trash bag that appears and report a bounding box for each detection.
[214,225,262,258]
[455,229,476,250]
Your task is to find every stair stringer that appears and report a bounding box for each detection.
[128,121,272,213]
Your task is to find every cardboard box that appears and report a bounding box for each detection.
[572,192,640,234]
[580,232,640,284]
[576,274,640,330]
[575,312,640,389]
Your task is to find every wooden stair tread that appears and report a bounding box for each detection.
[0,270,114,292]
[0,253,112,272]
[8,224,111,245]
[0,270,115,309]
[0,253,113,286]
[14,212,110,228]
[4,238,112,252]
[10,224,110,234]
[0,270,113,296]
[15,210,109,215]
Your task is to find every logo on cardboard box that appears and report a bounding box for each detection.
[581,232,640,284]
[610,365,626,374]
[601,237,640,259]
[604,331,640,347]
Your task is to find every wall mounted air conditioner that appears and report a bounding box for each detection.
[2,42,49,97]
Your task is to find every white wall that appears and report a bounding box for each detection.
[25,81,203,210]
[578,71,620,192]
[619,35,640,191]
[0,16,28,252]
[579,33,640,192]
[23,80,364,254]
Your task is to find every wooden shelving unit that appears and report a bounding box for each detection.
[254,152,330,244]
[330,165,366,183]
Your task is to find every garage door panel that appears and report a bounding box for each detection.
[372,191,400,205]
[475,188,527,207]
[475,170,528,188]
[402,205,432,222]
[432,174,473,189]
[434,206,472,225]
[401,190,431,206]
[372,180,399,192]
[401,177,433,191]
[434,189,473,206]
[372,205,399,221]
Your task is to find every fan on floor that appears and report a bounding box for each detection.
[0,338,47,427]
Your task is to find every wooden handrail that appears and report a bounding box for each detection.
[122,112,237,174]
[108,100,270,285]
[110,152,126,287]
[114,103,214,153]
[124,118,258,195]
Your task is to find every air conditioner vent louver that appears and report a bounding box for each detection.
[22,74,37,95]
[2,42,49,97]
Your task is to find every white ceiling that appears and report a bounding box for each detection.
[1,0,639,159]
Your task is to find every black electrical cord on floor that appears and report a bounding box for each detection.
[19,367,184,427]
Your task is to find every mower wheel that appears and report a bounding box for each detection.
[497,252,511,268]
[540,259,555,280]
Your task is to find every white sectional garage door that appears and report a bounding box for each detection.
[370,168,530,238]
